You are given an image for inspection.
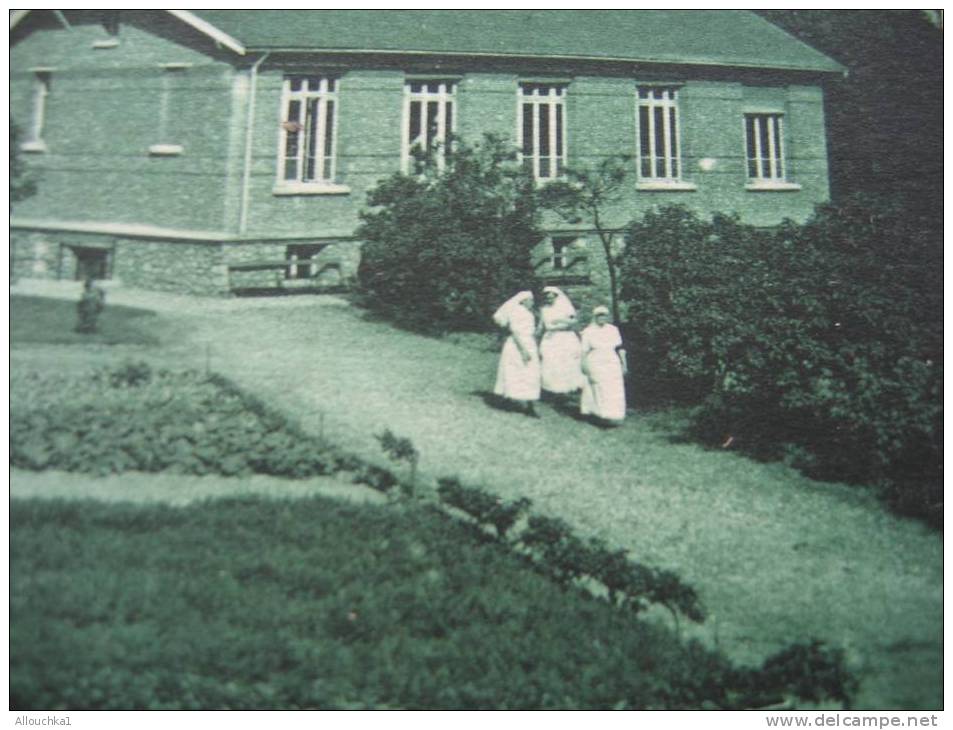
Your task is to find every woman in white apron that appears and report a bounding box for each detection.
[580,305,628,424]
[492,290,542,417]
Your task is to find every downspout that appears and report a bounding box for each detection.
[239,52,270,236]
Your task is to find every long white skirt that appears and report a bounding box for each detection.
[580,349,626,421]
[540,330,583,393]
[494,336,541,402]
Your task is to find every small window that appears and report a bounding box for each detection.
[278,76,338,185]
[519,83,566,181]
[149,65,188,154]
[403,79,455,174]
[552,237,572,270]
[285,244,324,280]
[72,247,110,281]
[745,114,786,182]
[637,86,681,181]
[22,71,51,151]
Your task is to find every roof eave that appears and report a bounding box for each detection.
[10,9,246,55]
[243,45,845,75]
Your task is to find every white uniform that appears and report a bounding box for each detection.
[580,322,626,421]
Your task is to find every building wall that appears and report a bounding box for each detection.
[10,11,238,233]
[11,12,834,298]
[11,228,229,295]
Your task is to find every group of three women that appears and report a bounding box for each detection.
[492,287,627,425]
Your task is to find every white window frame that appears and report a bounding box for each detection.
[276,75,339,188]
[21,69,52,152]
[518,83,567,182]
[636,85,682,182]
[402,79,456,174]
[745,112,786,182]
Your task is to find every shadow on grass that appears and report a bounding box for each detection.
[12,295,159,347]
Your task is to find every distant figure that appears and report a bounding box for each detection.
[580,305,627,425]
[538,286,583,398]
[76,278,105,334]
[492,290,541,417]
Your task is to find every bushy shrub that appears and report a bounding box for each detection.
[357,135,542,332]
[436,477,531,538]
[619,201,941,525]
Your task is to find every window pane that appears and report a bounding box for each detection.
[555,103,564,158]
[426,100,439,149]
[538,103,550,156]
[289,77,302,92]
[772,116,783,177]
[324,99,335,173]
[539,157,551,179]
[522,103,534,156]
[759,118,771,178]
[669,106,678,178]
[444,102,453,157]
[653,106,665,175]
[304,98,318,182]
[409,100,421,145]
[639,106,650,159]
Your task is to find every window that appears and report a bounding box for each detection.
[403,79,455,174]
[278,76,338,185]
[552,237,572,270]
[71,247,111,281]
[285,244,324,280]
[149,64,189,155]
[22,70,51,152]
[745,113,786,182]
[519,83,566,181]
[637,86,681,180]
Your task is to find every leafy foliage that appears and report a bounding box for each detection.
[357,134,542,332]
[436,479,704,623]
[538,156,630,321]
[437,477,532,538]
[11,496,855,709]
[618,202,941,525]
[11,364,341,479]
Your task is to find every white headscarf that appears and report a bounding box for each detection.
[541,286,577,325]
[492,290,534,329]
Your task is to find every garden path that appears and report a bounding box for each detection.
[11,281,943,709]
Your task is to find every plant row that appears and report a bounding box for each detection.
[11,363,342,479]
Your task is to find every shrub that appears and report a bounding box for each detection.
[436,477,531,538]
[619,201,941,525]
[357,134,542,333]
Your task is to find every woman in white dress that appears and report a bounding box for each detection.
[580,305,628,424]
[492,290,542,417]
[539,286,583,398]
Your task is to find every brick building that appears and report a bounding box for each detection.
[10,10,843,298]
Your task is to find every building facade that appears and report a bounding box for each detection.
[10,10,843,298]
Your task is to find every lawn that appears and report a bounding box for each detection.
[11,294,159,346]
[11,495,854,710]
[9,293,943,709]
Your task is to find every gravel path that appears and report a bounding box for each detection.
[11,282,943,709]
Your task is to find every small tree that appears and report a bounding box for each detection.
[538,157,630,322]
[357,134,541,332]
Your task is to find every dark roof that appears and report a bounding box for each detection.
[192,9,844,74]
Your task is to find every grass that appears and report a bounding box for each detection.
[11,294,159,346]
[9,293,943,709]
[12,495,752,710]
